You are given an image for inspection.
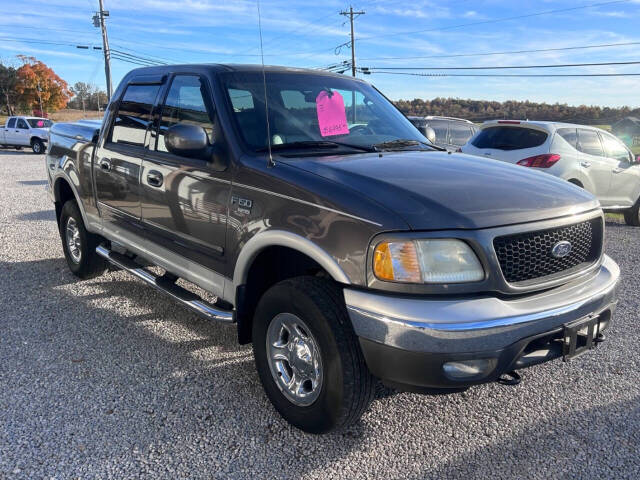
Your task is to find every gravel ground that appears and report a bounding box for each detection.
[1,151,639,480]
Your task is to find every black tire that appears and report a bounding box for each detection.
[59,200,107,279]
[252,276,375,434]
[31,138,44,154]
[624,202,640,226]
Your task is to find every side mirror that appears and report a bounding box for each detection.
[423,126,437,144]
[165,123,211,159]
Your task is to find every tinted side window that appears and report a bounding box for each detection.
[109,84,160,147]
[157,75,214,155]
[601,132,631,162]
[449,123,473,146]
[577,129,603,157]
[427,120,449,143]
[556,128,577,148]
[17,119,28,129]
[472,126,548,150]
[7,118,16,128]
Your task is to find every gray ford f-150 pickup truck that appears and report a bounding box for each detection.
[46,64,619,433]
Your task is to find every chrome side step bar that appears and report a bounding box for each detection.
[96,245,234,323]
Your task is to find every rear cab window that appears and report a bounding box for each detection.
[472,126,548,150]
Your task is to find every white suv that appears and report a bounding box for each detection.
[461,120,640,226]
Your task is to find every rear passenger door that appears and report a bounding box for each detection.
[95,79,163,231]
[140,74,231,275]
[3,117,17,144]
[576,128,613,205]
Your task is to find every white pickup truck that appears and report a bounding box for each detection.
[0,116,52,153]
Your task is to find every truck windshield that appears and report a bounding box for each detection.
[219,71,428,153]
[27,119,52,128]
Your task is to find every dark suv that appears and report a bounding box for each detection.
[407,115,477,151]
[46,65,618,433]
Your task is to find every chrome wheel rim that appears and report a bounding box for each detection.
[266,313,323,406]
[65,217,82,263]
[33,142,41,153]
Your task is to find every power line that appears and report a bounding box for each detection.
[365,60,640,71]
[356,0,632,41]
[359,40,640,61]
[361,70,640,78]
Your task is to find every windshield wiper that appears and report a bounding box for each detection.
[257,140,376,153]
[373,139,446,152]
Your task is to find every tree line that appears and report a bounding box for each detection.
[0,56,106,117]
[394,97,639,125]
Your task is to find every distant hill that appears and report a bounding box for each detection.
[393,97,640,125]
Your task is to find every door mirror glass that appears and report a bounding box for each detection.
[165,123,211,158]
[423,126,437,144]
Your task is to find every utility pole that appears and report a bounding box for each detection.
[340,6,365,77]
[36,80,44,116]
[93,1,112,100]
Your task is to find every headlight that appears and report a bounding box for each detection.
[373,239,484,284]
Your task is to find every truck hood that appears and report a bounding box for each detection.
[281,151,599,230]
[30,127,50,138]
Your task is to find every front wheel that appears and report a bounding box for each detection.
[31,139,44,154]
[624,199,640,226]
[252,276,375,433]
[59,200,108,279]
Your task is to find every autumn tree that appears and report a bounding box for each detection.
[14,55,71,114]
[0,62,18,115]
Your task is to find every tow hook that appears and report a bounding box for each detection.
[497,371,521,386]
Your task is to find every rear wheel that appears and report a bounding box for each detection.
[31,139,44,154]
[59,200,108,278]
[252,276,375,433]
[624,202,640,226]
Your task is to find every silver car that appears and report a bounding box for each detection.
[408,115,477,152]
[462,120,640,226]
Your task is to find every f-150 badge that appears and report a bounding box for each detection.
[231,195,252,215]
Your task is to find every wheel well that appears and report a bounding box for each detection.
[235,246,329,344]
[30,136,43,145]
[54,178,76,225]
[568,179,583,188]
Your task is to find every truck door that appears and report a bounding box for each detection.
[140,74,230,274]
[13,118,30,145]
[94,80,163,233]
[2,117,16,144]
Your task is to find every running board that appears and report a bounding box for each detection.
[96,245,234,323]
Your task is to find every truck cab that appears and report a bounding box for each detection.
[1,116,52,153]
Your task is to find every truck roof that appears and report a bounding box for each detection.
[122,63,366,81]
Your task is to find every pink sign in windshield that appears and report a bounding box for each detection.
[316,90,349,137]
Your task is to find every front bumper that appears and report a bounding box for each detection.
[344,255,619,391]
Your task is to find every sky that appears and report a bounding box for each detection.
[1,0,640,107]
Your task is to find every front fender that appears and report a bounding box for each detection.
[232,230,351,290]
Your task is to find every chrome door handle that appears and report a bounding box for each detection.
[147,170,163,187]
[580,161,591,168]
[99,158,111,171]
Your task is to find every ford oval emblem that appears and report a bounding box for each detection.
[551,240,572,258]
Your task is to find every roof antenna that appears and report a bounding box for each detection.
[256,0,275,168]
